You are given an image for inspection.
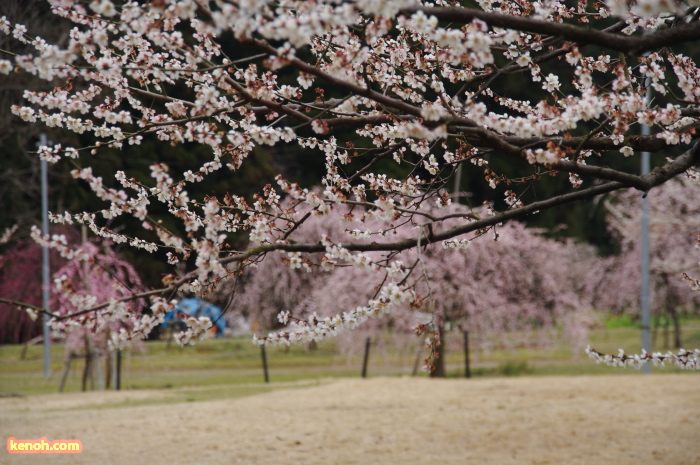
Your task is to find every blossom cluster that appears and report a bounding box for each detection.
[586,346,700,370]
[172,313,214,346]
[0,225,19,245]
[109,297,177,350]
[255,282,418,346]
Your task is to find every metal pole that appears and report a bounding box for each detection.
[640,87,652,374]
[40,133,51,378]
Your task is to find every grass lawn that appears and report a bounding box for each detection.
[1,323,698,400]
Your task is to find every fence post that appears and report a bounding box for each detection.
[115,350,122,390]
[95,350,104,391]
[261,344,269,383]
[59,353,74,392]
[463,331,471,378]
[361,337,371,378]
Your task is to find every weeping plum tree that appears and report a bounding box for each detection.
[51,240,147,354]
[0,239,53,344]
[223,194,350,334]
[0,226,73,344]
[0,229,146,347]
[50,238,146,390]
[229,202,593,373]
[1,0,700,369]
[587,177,700,348]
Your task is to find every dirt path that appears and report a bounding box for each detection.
[1,374,698,465]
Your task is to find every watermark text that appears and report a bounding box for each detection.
[7,437,82,454]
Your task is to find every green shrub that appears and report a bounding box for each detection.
[498,361,530,376]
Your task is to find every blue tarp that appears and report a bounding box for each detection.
[161,298,227,337]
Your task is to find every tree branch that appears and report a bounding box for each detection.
[403,7,700,54]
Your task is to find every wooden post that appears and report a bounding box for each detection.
[361,337,371,378]
[463,331,471,378]
[59,353,74,393]
[412,341,422,376]
[260,344,269,383]
[95,350,104,391]
[82,350,92,392]
[105,350,112,389]
[115,350,122,390]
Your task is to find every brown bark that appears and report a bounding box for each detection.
[669,306,682,349]
[430,322,447,378]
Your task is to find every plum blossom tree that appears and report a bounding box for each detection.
[224,194,351,333]
[50,240,147,354]
[0,227,147,346]
[1,0,700,369]
[295,215,595,374]
[0,225,73,344]
[231,199,596,374]
[48,238,147,390]
[585,176,700,369]
[0,239,52,344]
[587,177,700,348]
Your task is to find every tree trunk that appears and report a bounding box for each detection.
[662,275,683,349]
[81,336,91,392]
[669,306,682,349]
[430,322,446,378]
[105,351,112,389]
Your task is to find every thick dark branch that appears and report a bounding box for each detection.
[642,141,700,189]
[453,122,700,188]
[212,181,625,261]
[325,114,414,128]
[562,140,700,191]
[216,142,700,259]
[540,141,700,189]
[553,161,650,189]
[499,133,690,152]
[403,7,700,53]
[47,287,173,321]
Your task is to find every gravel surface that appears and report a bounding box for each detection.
[2,374,698,465]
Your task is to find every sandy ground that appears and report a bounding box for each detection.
[1,374,698,465]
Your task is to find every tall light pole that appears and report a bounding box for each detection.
[40,133,52,377]
[640,90,652,375]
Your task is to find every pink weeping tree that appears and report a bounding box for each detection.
[227,195,352,334]
[230,200,595,374]
[300,221,595,376]
[49,238,147,390]
[0,240,52,344]
[586,175,700,369]
[416,221,595,353]
[0,226,74,344]
[587,176,700,348]
[51,240,147,355]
